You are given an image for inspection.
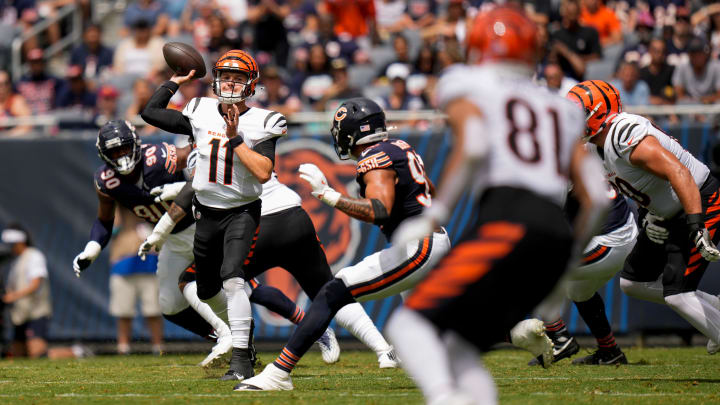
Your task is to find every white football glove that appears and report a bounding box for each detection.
[298,163,341,207]
[692,228,720,261]
[72,241,102,277]
[642,212,669,244]
[150,181,186,203]
[138,213,177,260]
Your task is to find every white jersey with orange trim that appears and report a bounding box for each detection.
[260,173,302,215]
[594,112,709,219]
[182,97,287,209]
[436,64,585,207]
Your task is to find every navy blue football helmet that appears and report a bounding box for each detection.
[331,98,388,160]
[96,120,142,175]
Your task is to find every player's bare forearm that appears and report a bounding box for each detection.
[336,196,376,223]
[167,202,188,223]
[668,167,702,215]
[233,144,273,183]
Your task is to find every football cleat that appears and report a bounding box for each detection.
[200,332,233,368]
[317,328,340,364]
[707,339,718,355]
[572,348,628,365]
[234,363,294,391]
[528,327,579,366]
[220,348,255,381]
[511,319,553,369]
[377,346,400,369]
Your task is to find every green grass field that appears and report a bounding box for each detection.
[0,347,718,404]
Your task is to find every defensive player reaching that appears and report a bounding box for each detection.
[530,188,637,366]
[385,6,609,405]
[141,50,276,380]
[567,80,720,355]
[234,97,452,391]
[73,120,328,367]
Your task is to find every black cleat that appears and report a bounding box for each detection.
[572,348,628,365]
[248,319,257,367]
[528,330,579,366]
[220,348,255,381]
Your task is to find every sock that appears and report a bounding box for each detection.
[386,307,455,404]
[619,277,665,304]
[163,306,214,338]
[445,331,497,405]
[574,293,616,350]
[183,281,230,335]
[117,343,130,355]
[544,319,568,335]
[665,291,720,343]
[223,277,252,349]
[273,347,300,373]
[335,302,391,354]
[248,283,305,323]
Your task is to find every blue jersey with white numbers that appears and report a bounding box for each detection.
[94,143,193,233]
[356,139,431,239]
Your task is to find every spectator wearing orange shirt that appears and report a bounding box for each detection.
[580,0,622,47]
[318,0,377,46]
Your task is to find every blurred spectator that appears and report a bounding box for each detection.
[168,75,204,110]
[300,43,333,105]
[216,0,249,25]
[164,0,190,37]
[691,3,720,60]
[126,78,156,135]
[318,0,377,45]
[289,46,310,95]
[248,0,291,66]
[55,65,97,110]
[380,33,412,80]
[284,0,319,45]
[617,10,655,67]
[113,19,166,78]
[0,70,32,136]
[611,61,650,106]
[180,0,218,52]
[123,0,169,38]
[69,24,114,84]
[375,0,414,41]
[541,62,578,96]
[408,44,437,103]
[1,224,88,359]
[108,209,163,356]
[17,48,61,114]
[407,0,437,29]
[580,0,622,47]
[421,0,468,43]
[313,58,362,111]
[377,63,425,111]
[673,36,720,104]
[549,0,602,81]
[666,6,693,66]
[94,85,121,127]
[249,65,302,116]
[639,37,676,105]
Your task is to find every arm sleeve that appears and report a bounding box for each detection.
[90,218,113,248]
[253,137,278,166]
[140,81,194,136]
[173,181,195,215]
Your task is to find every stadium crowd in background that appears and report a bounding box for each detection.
[0,0,719,136]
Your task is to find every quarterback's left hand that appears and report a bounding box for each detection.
[150,181,186,203]
[298,163,341,206]
[392,215,435,246]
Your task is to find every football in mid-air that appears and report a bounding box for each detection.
[162,42,206,78]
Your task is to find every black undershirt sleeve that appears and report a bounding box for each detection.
[140,81,193,136]
[253,137,278,166]
[173,181,195,215]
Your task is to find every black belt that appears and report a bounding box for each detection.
[192,196,261,217]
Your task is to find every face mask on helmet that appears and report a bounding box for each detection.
[213,70,256,104]
[97,120,142,175]
[330,99,389,160]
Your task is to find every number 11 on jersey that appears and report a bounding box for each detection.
[208,138,233,185]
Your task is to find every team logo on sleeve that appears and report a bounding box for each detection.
[254,139,361,328]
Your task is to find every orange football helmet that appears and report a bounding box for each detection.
[566,80,623,139]
[467,5,539,65]
[212,49,259,104]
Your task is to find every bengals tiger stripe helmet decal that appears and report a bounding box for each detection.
[467,5,539,66]
[212,49,259,104]
[566,80,623,139]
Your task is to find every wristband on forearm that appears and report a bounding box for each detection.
[228,135,244,149]
[687,213,705,234]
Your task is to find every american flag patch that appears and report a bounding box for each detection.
[360,124,371,132]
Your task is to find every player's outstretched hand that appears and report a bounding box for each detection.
[150,181,186,203]
[72,241,102,277]
[642,212,669,244]
[170,69,196,86]
[299,163,341,206]
[392,215,434,246]
[692,228,720,261]
[138,232,166,261]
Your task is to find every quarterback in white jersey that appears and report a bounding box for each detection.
[141,49,278,381]
[386,7,609,405]
[567,79,720,357]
